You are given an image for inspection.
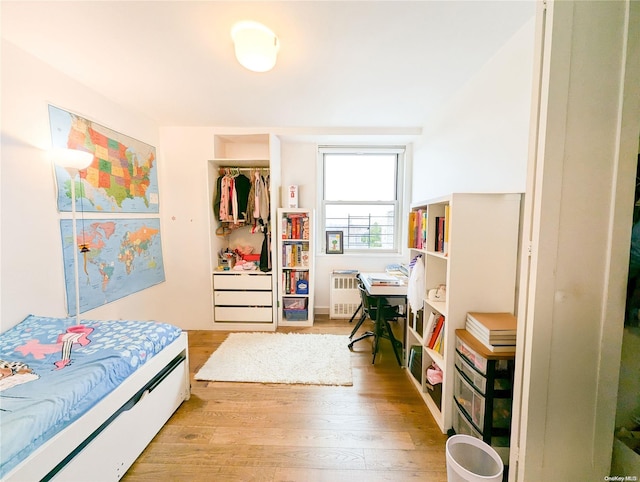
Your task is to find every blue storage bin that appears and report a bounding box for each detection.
[284,309,308,321]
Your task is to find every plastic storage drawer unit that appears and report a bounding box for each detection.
[455,336,488,374]
[454,367,486,430]
[455,351,487,393]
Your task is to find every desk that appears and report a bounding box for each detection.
[356,272,408,365]
[360,272,408,297]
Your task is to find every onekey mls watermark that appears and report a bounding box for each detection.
[605,476,638,481]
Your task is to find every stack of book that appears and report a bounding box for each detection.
[407,209,427,249]
[282,213,309,240]
[466,312,517,353]
[366,273,404,286]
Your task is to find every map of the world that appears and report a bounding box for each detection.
[60,218,165,315]
[49,105,159,213]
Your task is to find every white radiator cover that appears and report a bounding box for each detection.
[329,273,360,319]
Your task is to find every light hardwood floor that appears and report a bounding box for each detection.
[123,315,448,481]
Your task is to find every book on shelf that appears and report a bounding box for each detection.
[470,336,517,353]
[443,204,450,256]
[301,243,310,267]
[282,270,308,294]
[421,211,427,250]
[408,345,422,383]
[466,322,515,346]
[427,314,445,349]
[466,312,517,337]
[465,312,517,353]
[434,216,445,252]
[283,242,311,268]
[282,213,309,240]
[466,318,516,341]
[432,326,444,354]
[424,311,438,340]
[408,211,416,249]
[408,209,428,250]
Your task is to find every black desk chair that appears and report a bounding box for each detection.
[348,302,363,324]
[348,278,404,365]
[348,275,368,337]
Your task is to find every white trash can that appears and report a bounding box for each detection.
[446,434,504,482]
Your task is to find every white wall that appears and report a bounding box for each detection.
[412,17,535,202]
[280,143,317,211]
[156,127,216,330]
[0,41,216,331]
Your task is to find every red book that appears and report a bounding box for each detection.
[428,315,445,348]
[438,217,445,252]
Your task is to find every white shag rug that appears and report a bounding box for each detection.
[194,332,353,386]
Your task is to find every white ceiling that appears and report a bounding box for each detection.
[1,1,535,132]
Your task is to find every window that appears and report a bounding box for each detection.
[319,147,404,253]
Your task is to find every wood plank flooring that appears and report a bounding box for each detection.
[123,315,448,481]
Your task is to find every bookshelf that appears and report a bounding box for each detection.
[276,208,314,327]
[405,193,521,433]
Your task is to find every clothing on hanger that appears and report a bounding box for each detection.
[213,169,253,224]
[407,255,425,315]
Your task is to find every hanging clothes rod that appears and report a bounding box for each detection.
[218,166,269,172]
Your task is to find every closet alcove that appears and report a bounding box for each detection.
[206,134,281,330]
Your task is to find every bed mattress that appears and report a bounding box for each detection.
[0,315,182,478]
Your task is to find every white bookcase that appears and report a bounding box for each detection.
[276,208,314,327]
[405,193,521,432]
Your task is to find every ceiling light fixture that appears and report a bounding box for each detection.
[231,21,279,73]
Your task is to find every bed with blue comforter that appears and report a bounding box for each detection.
[0,314,185,480]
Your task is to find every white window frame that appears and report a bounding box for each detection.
[317,146,405,255]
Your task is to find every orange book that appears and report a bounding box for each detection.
[428,315,445,349]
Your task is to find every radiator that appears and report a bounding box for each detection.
[330,273,361,319]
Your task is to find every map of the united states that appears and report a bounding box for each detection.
[75,126,155,208]
[49,105,159,213]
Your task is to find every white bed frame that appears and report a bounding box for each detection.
[3,332,190,482]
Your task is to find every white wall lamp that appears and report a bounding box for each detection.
[51,147,94,326]
[231,21,279,73]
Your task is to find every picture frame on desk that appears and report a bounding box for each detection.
[326,230,343,254]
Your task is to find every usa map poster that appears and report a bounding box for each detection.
[49,105,159,213]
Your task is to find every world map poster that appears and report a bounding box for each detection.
[60,218,165,315]
[49,105,159,213]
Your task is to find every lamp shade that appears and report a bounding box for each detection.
[231,21,279,72]
[51,147,94,170]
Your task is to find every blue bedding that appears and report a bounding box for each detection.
[0,315,182,478]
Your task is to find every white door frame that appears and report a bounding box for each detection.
[510,1,640,479]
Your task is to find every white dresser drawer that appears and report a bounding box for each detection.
[214,290,272,306]
[214,306,273,322]
[213,273,272,290]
